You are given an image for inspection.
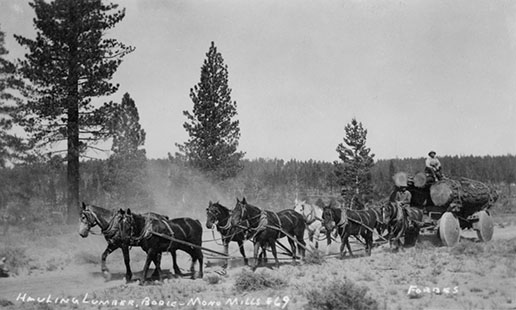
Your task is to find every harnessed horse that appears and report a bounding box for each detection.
[293,199,328,251]
[381,202,409,251]
[381,202,423,248]
[78,202,163,282]
[118,209,203,281]
[230,198,306,271]
[206,201,249,266]
[321,206,377,257]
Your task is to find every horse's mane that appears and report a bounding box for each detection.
[86,204,113,218]
[212,202,230,213]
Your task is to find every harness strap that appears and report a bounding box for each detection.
[274,212,282,229]
[161,219,175,252]
[218,218,232,231]
[337,208,348,227]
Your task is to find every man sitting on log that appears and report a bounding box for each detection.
[425,150,442,181]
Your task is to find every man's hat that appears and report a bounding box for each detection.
[428,151,436,156]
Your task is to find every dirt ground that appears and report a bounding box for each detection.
[1,218,515,310]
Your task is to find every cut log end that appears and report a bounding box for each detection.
[413,172,427,188]
[430,181,455,206]
[393,172,408,187]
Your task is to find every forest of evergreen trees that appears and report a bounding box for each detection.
[1,154,515,222]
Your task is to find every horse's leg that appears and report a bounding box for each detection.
[308,229,315,249]
[297,231,306,259]
[141,249,154,282]
[171,250,182,276]
[339,237,346,259]
[325,230,332,255]
[101,244,118,281]
[223,239,229,269]
[252,242,260,271]
[190,248,203,279]
[346,234,354,257]
[259,244,268,264]
[364,231,372,256]
[287,237,297,264]
[314,225,321,249]
[121,245,132,283]
[237,240,248,266]
[151,252,163,281]
[197,248,204,279]
[270,240,280,269]
[151,252,162,279]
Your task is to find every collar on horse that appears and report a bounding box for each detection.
[337,208,348,227]
[303,203,319,226]
[245,209,283,241]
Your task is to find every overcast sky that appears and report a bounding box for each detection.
[1,0,515,161]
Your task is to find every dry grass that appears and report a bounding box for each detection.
[233,269,287,292]
[1,212,516,310]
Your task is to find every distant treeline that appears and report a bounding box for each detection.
[1,154,515,220]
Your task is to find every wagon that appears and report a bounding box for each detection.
[392,172,497,246]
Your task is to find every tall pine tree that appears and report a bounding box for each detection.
[14,0,134,222]
[0,25,26,167]
[176,41,244,180]
[334,118,375,209]
[105,93,150,209]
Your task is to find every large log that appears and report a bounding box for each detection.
[429,178,497,210]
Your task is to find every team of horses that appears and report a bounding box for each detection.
[79,197,424,283]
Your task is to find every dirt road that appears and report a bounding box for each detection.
[1,224,515,304]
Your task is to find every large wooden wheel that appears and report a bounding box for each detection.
[473,210,494,242]
[439,212,460,247]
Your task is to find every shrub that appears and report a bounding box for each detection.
[74,251,99,265]
[305,278,379,310]
[205,274,220,285]
[450,241,484,256]
[234,269,286,292]
[0,246,30,275]
[304,248,326,265]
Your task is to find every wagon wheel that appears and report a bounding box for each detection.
[473,210,494,242]
[438,212,460,247]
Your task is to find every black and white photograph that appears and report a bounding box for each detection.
[0,0,515,309]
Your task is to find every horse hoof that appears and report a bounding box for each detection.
[103,271,112,281]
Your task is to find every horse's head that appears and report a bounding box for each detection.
[230,197,248,227]
[79,202,98,238]
[321,205,336,232]
[293,199,306,215]
[206,201,219,229]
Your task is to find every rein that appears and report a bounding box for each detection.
[82,208,111,236]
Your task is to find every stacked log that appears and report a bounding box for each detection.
[413,172,429,188]
[429,178,497,210]
[392,172,409,187]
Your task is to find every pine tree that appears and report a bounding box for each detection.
[0,26,27,167]
[334,118,375,209]
[105,93,150,209]
[176,41,245,180]
[14,0,134,222]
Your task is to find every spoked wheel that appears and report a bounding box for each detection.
[438,212,460,247]
[473,210,494,242]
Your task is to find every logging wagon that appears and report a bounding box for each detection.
[392,172,498,246]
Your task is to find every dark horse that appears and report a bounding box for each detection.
[78,202,163,282]
[118,209,203,281]
[206,201,249,266]
[381,202,423,250]
[230,198,306,271]
[321,206,377,257]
